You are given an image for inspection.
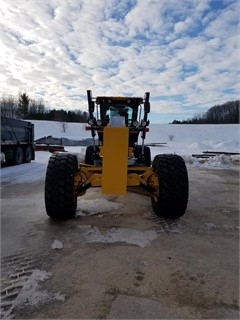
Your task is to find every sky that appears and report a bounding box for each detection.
[1,0,240,123]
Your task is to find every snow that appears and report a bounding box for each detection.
[32,120,89,141]
[77,225,158,248]
[1,121,239,186]
[2,270,65,319]
[77,198,124,216]
[51,240,64,250]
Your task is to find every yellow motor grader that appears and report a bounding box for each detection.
[44,91,189,219]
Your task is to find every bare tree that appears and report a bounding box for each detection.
[59,121,68,133]
[0,95,18,118]
[54,110,69,133]
[29,99,38,118]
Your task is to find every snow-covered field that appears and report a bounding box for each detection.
[31,120,240,155]
[1,121,239,186]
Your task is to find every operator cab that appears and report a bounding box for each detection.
[104,105,133,127]
[86,90,151,165]
[96,97,142,128]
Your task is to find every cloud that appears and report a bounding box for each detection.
[1,0,239,122]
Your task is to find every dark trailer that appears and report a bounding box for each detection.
[1,116,35,165]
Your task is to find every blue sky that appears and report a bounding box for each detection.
[1,0,239,123]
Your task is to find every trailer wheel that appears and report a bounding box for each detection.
[134,146,151,166]
[24,146,32,163]
[45,153,78,219]
[85,145,95,165]
[151,154,188,219]
[15,147,24,165]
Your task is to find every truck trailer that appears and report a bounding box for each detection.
[1,116,35,165]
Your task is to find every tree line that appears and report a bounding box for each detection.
[172,100,239,124]
[0,93,88,123]
[2,93,239,124]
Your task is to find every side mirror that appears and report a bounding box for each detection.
[144,92,150,113]
[89,101,95,113]
[144,101,150,113]
[87,90,95,113]
[143,92,150,121]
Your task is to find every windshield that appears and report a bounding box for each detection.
[100,104,138,126]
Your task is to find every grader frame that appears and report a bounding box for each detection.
[44,91,189,220]
[74,90,157,197]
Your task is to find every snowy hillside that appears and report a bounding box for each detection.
[31,120,239,154]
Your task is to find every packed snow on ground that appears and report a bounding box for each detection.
[1,121,239,186]
[77,225,158,248]
[2,270,65,319]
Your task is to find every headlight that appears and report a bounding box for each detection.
[96,119,102,126]
[88,119,94,126]
[141,120,147,127]
[133,120,139,127]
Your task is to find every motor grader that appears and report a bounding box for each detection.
[44,90,189,220]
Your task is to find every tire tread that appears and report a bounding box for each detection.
[151,154,189,219]
[45,153,78,219]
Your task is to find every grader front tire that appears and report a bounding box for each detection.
[45,153,78,219]
[151,154,189,219]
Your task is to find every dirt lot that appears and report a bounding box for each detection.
[1,166,239,319]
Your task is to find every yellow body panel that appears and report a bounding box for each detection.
[101,126,129,194]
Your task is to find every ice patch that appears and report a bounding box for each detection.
[77,198,123,216]
[204,223,217,230]
[77,225,158,248]
[202,223,239,232]
[51,240,64,249]
[3,270,65,318]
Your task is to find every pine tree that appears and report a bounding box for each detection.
[18,93,30,119]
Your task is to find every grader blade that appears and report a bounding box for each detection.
[101,126,129,194]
